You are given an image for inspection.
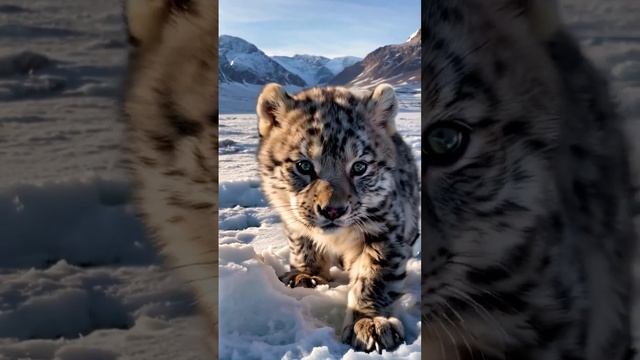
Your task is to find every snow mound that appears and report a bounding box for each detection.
[219,180,267,208]
[0,263,132,339]
[0,179,155,269]
[0,51,56,77]
[219,244,421,360]
[0,315,211,360]
[0,75,67,100]
[0,259,200,340]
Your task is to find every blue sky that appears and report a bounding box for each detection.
[219,0,420,58]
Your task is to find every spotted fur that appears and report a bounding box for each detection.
[422,0,635,359]
[256,84,420,353]
[123,0,218,355]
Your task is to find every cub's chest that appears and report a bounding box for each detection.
[311,226,365,268]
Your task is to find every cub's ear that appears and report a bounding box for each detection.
[256,83,293,138]
[501,0,562,40]
[125,0,169,47]
[368,83,398,135]
[125,0,199,48]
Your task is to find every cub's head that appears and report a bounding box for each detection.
[422,0,568,353]
[257,84,399,234]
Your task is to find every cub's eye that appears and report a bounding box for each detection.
[425,121,471,166]
[351,161,368,176]
[296,160,315,175]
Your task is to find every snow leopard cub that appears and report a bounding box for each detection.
[123,0,218,354]
[256,84,420,353]
[422,0,635,359]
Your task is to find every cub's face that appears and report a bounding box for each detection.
[422,0,564,341]
[257,84,399,234]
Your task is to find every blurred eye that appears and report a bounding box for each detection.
[296,160,315,175]
[351,161,368,176]
[425,121,471,166]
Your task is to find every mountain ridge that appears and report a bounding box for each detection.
[218,31,420,88]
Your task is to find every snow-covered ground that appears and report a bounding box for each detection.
[218,111,421,360]
[220,83,421,115]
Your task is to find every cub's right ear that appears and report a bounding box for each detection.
[500,0,563,40]
[125,0,170,47]
[256,83,293,138]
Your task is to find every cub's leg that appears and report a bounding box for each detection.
[341,242,409,353]
[280,234,330,288]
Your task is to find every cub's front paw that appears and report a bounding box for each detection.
[279,271,328,288]
[341,316,404,354]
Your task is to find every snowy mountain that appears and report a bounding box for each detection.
[330,29,421,88]
[220,35,360,87]
[272,54,360,86]
[218,33,420,113]
[219,35,306,86]
[324,56,362,76]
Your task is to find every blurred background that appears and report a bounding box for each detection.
[0,1,211,359]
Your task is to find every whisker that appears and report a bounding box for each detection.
[436,317,461,360]
[441,308,475,360]
[446,286,510,343]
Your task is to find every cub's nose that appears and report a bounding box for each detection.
[317,205,348,220]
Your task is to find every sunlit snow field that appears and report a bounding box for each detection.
[218,111,422,360]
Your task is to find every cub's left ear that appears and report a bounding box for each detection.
[501,0,562,40]
[125,0,198,48]
[368,83,398,135]
[256,83,293,138]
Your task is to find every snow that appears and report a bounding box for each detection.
[0,180,154,268]
[219,82,420,115]
[219,82,304,114]
[272,55,333,86]
[272,55,363,86]
[220,35,306,87]
[220,35,278,77]
[0,178,214,358]
[218,111,422,359]
[406,29,421,43]
[324,57,362,76]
